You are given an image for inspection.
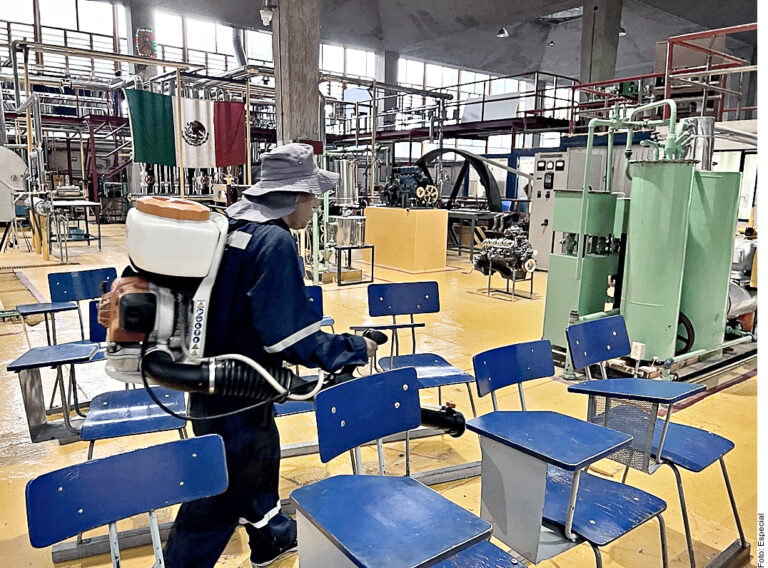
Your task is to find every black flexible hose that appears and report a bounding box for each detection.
[420,406,466,438]
[142,350,298,401]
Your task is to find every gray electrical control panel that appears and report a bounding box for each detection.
[528,150,603,270]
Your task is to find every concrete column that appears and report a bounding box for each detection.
[380,50,399,127]
[124,0,157,81]
[272,0,320,144]
[580,0,623,83]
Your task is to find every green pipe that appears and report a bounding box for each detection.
[667,334,753,364]
[578,308,620,323]
[623,99,678,181]
[725,326,751,338]
[606,127,614,192]
[575,117,616,279]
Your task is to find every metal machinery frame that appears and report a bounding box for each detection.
[566,23,757,134]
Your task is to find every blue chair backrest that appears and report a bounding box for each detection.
[367,282,440,317]
[26,434,227,548]
[473,340,554,397]
[49,268,118,302]
[305,285,324,319]
[88,300,106,343]
[315,369,421,463]
[566,315,631,370]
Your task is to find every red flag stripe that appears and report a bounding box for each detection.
[214,101,246,167]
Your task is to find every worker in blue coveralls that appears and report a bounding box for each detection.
[162,143,378,567]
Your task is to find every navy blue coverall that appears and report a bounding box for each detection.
[162,218,368,567]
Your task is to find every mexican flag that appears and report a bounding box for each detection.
[125,89,246,168]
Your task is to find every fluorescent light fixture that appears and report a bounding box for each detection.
[496,27,509,38]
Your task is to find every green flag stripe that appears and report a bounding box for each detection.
[126,90,176,166]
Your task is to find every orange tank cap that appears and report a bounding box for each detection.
[136,196,210,221]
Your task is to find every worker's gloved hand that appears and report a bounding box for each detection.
[364,337,378,358]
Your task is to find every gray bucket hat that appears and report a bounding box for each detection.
[243,143,339,197]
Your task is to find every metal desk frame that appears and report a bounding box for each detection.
[447,210,496,263]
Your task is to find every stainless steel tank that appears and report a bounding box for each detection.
[330,215,366,246]
[334,160,359,206]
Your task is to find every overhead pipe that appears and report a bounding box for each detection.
[622,99,678,181]
[232,28,247,67]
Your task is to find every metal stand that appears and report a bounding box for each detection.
[485,270,535,299]
[335,244,374,286]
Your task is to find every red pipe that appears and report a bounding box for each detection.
[667,23,757,43]
[577,72,663,89]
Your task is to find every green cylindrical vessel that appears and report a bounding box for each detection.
[621,161,695,360]
[679,171,741,352]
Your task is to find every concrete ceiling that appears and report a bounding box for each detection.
[126,0,757,78]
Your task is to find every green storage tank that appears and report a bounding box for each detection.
[679,171,741,352]
[620,161,695,360]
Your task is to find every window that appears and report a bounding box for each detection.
[4,0,34,24]
[78,0,112,35]
[516,156,535,199]
[490,77,519,95]
[186,17,216,52]
[39,0,77,29]
[539,132,561,148]
[425,64,443,88]
[320,44,344,73]
[739,153,757,221]
[246,30,272,61]
[442,66,458,87]
[394,142,420,159]
[487,134,512,154]
[154,10,183,47]
[216,24,235,55]
[116,3,127,40]
[398,58,424,87]
[346,48,374,78]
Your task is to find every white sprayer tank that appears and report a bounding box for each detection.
[126,197,222,278]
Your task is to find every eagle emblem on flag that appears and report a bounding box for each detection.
[183,120,210,147]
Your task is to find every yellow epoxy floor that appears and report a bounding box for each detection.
[0,225,757,567]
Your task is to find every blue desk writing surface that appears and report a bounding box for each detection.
[292,475,491,568]
[16,302,77,316]
[433,540,517,567]
[7,343,97,372]
[568,378,704,404]
[467,411,632,471]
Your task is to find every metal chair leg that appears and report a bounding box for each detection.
[405,430,411,477]
[438,386,442,406]
[657,514,669,568]
[69,364,87,418]
[719,457,747,547]
[669,463,696,568]
[87,440,95,461]
[376,438,386,475]
[590,543,603,568]
[621,464,631,484]
[465,382,477,417]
